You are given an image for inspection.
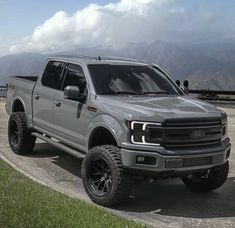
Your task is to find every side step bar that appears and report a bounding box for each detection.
[31,132,85,159]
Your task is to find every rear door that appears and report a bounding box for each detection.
[33,61,65,135]
[53,63,89,150]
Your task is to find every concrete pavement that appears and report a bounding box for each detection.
[0,99,235,228]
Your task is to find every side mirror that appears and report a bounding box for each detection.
[64,86,81,100]
[175,80,180,87]
[183,80,189,95]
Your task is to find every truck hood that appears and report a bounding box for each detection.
[100,95,222,122]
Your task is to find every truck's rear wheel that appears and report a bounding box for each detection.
[182,161,229,192]
[8,112,36,155]
[81,145,132,206]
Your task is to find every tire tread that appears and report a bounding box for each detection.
[8,112,35,155]
[82,145,132,206]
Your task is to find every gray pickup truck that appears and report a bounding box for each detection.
[5,56,231,206]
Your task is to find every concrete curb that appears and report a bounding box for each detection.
[0,153,47,187]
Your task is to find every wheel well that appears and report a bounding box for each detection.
[89,127,118,149]
[12,99,25,113]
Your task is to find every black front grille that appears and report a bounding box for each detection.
[164,118,222,128]
[146,118,223,149]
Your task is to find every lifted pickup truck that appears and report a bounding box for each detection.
[5,56,231,206]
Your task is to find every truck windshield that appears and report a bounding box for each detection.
[88,64,182,96]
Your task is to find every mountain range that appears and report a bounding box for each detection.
[0,40,234,90]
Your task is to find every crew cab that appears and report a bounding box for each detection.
[5,56,231,206]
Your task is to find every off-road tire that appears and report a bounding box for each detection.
[8,112,36,155]
[81,145,132,206]
[182,161,229,192]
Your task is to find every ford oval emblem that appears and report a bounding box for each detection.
[190,130,205,139]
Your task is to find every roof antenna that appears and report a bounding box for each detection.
[98,56,101,61]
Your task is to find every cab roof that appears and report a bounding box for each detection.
[48,55,150,66]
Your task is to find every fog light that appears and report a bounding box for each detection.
[136,156,156,165]
[137,156,145,162]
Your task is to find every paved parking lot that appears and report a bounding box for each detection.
[0,99,235,228]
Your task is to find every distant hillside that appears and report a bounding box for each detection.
[0,53,46,85]
[0,41,235,90]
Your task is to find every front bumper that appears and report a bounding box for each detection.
[121,140,231,172]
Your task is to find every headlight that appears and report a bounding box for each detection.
[221,111,228,137]
[127,121,163,146]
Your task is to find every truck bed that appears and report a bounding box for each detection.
[5,76,39,118]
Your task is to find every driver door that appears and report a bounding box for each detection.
[53,63,89,151]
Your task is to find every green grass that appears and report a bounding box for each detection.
[0,159,145,228]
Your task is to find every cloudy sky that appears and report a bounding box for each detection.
[0,0,234,55]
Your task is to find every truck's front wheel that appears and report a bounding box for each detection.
[8,112,36,155]
[182,161,229,192]
[81,145,132,206]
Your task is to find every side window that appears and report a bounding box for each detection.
[62,64,87,93]
[41,61,65,89]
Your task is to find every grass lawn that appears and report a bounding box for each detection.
[0,159,145,228]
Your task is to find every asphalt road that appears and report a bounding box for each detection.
[0,99,235,228]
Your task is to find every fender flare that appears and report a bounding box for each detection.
[12,96,26,113]
[86,114,123,149]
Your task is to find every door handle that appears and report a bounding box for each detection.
[34,94,40,100]
[54,100,61,107]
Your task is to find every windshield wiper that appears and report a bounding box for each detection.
[141,91,170,95]
[114,91,142,95]
[99,91,141,95]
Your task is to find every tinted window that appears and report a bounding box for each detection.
[88,64,182,95]
[62,64,87,93]
[41,61,65,89]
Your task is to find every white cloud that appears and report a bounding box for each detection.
[9,0,225,54]
[10,0,174,54]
